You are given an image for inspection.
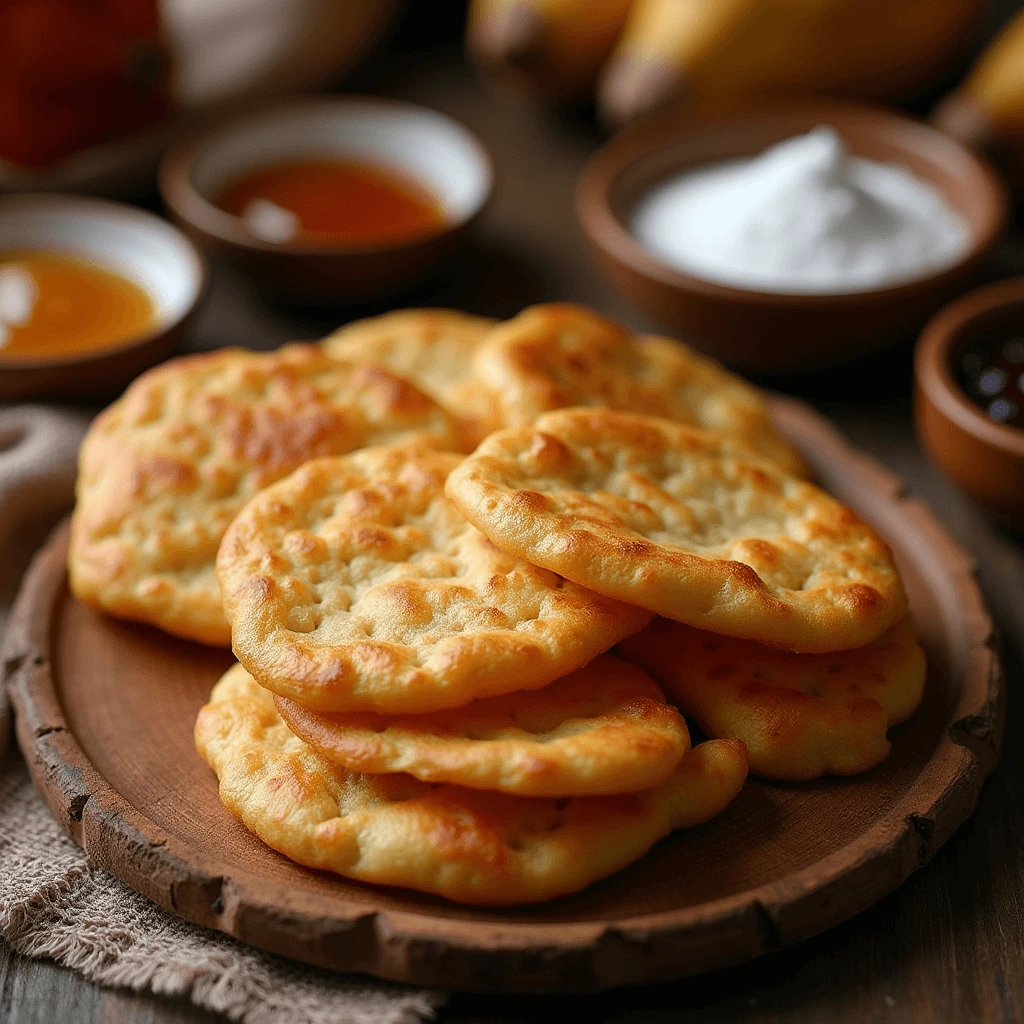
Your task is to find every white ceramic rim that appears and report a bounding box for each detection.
[0,193,206,343]
[173,95,494,254]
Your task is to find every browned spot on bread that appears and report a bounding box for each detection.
[353,526,399,552]
[617,537,653,557]
[524,430,573,471]
[841,584,884,614]
[737,539,779,567]
[375,582,434,625]
[244,575,274,604]
[130,456,197,496]
[725,560,769,592]
[510,489,551,513]
[283,531,325,560]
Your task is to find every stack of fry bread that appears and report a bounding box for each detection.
[67,303,926,906]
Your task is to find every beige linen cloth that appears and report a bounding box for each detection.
[0,407,442,1024]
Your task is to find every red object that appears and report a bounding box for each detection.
[0,0,168,168]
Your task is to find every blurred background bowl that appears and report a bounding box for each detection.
[915,276,1024,524]
[576,97,1010,375]
[0,193,206,401]
[159,95,494,303]
[0,0,400,199]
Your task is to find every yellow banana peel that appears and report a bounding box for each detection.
[961,9,1024,126]
[599,0,983,124]
[468,0,634,100]
[933,9,1024,187]
[937,8,1024,132]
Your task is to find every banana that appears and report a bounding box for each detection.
[599,0,983,125]
[932,10,1024,184]
[467,0,634,101]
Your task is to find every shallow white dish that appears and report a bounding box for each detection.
[159,95,493,301]
[0,193,206,399]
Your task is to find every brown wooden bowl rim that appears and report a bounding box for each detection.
[576,96,1010,310]
[0,192,209,373]
[915,276,1024,458]
[158,94,495,259]
[2,398,1004,990]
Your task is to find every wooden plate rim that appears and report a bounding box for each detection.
[2,397,1004,991]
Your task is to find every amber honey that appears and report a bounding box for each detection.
[216,158,446,246]
[0,251,155,362]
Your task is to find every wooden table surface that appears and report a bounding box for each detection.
[5,5,1024,1021]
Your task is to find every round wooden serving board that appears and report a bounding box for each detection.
[3,398,1004,993]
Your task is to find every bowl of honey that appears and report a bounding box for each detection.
[0,193,207,401]
[158,95,494,302]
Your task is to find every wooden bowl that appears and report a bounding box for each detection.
[576,98,1009,374]
[0,194,207,401]
[915,277,1024,524]
[159,96,494,302]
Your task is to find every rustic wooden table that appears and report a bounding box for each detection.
[4,6,1024,1021]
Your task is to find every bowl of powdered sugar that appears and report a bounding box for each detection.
[577,98,1008,374]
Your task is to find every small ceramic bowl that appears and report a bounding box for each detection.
[0,193,206,401]
[159,95,494,302]
[915,277,1024,523]
[576,98,1009,374]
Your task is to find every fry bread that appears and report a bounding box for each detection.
[69,345,459,646]
[195,665,748,905]
[446,408,907,654]
[471,303,806,476]
[323,309,500,447]
[217,441,652,713]
[276,653,690,796]
[619,616,926,780]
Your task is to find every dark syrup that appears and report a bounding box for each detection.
[956,334,1024,428]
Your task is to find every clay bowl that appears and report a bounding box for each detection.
[159,96,493,303]
[915,277,1024,525]
[576,97,1009,374]
[0,193,207,401]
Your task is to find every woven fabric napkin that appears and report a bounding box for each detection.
[0,407,443,1024]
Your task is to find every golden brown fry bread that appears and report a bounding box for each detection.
[195,665,748,905]
[217,441,652,713]
[446,408,907,654]
[69,345,459,646]
[619,617,926,781]
[471,303,806,476]
[322,309,501,447]
[275,653,690,796]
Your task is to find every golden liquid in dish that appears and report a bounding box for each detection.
[216,159,446,246]
[0,251,155,362]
